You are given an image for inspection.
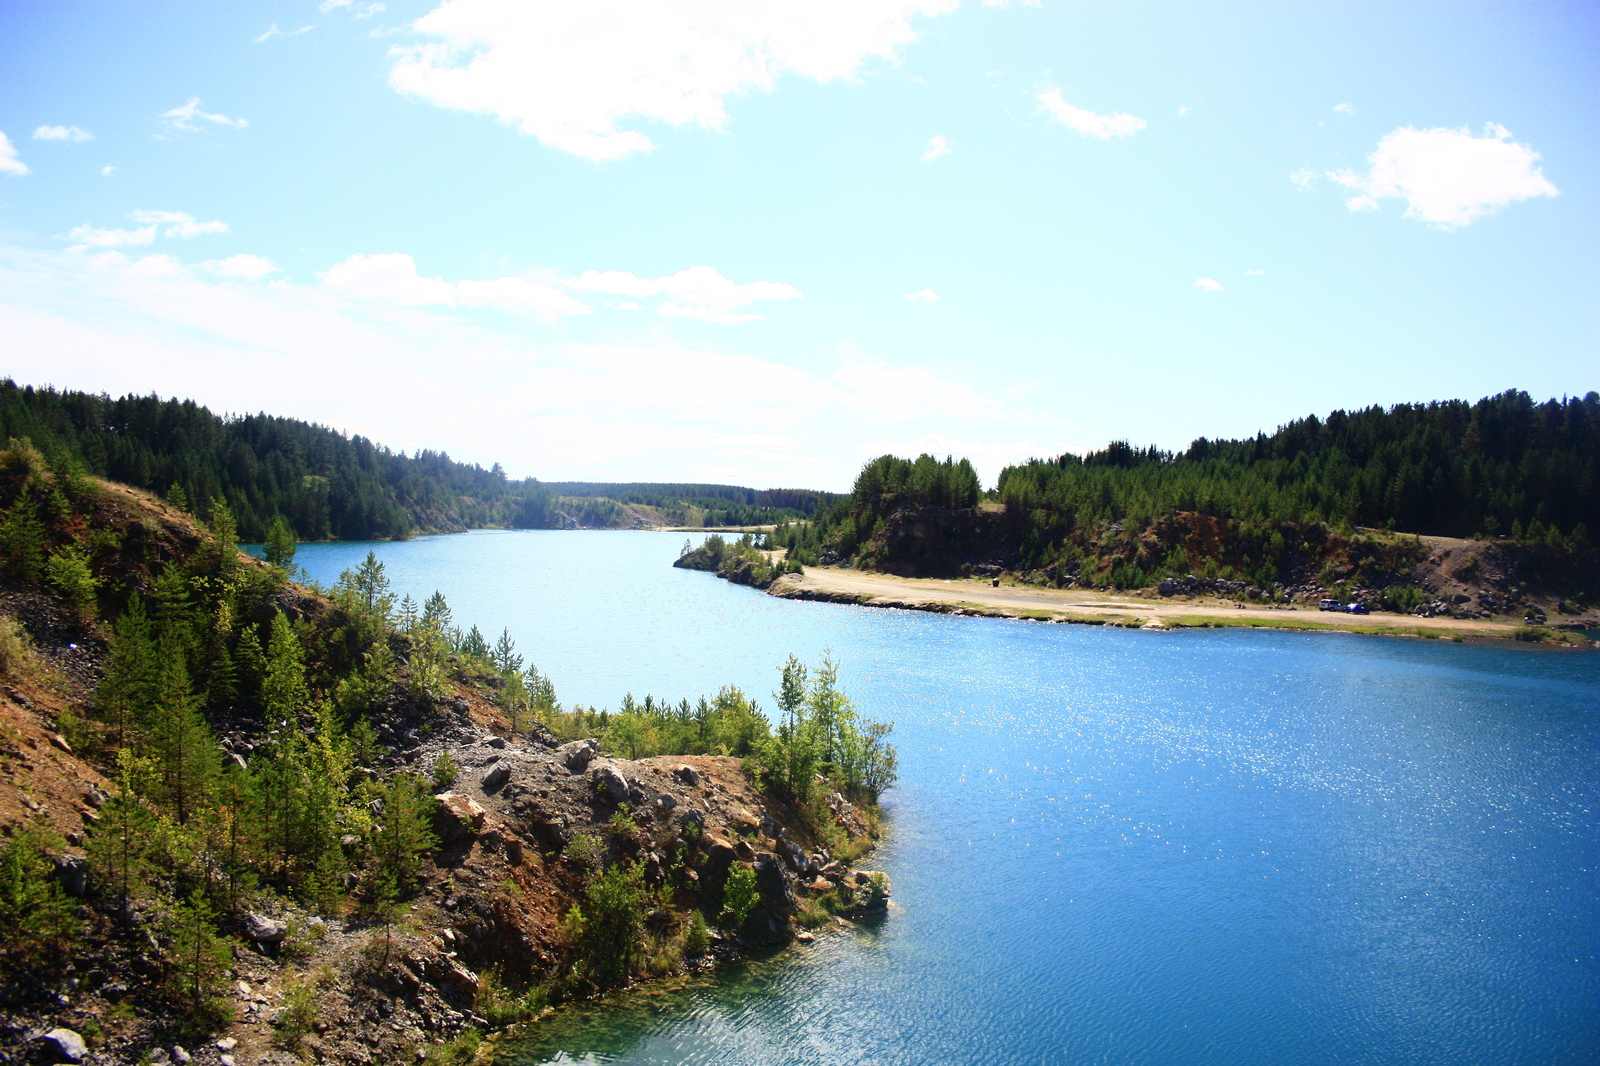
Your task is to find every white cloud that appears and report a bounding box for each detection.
[0,242,1057,490]
[1036,88,1145,139]
[66,224,157,249]
[102,165,115,176]
[321,0,385,16]
[202,254,281,280]
[1177,105,1189,116]
[0,132,28,176]
[921,134,951,163]
[1333,102,1354,115]
[904,288,939,302]
[33,125,93,142]
[1193,277,1223,292]
[388,0,959,161]
[161,98,249,133]
[255,24,313,43]
[321,252,592,321]
[1290,167,1316,190]
[1327,124,1558,228]
[130,210,229,239]
[568,265,800,323]
[1243,269,1265,276]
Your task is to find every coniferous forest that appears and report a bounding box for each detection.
[775,391,1599,594]
[0,382,827,542]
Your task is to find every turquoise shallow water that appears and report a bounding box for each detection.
[288,531,1600,1066]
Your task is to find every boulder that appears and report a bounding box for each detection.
[558,739,600,772]
[51,854,89,897]
[35,1030,86,1064]
[656,793,677,811]
[480,762,511,792]
[244,912,288,944]
[673,765,700,787]
[753,853,797,916]
[590,763,629,803]
[432,792,487,844]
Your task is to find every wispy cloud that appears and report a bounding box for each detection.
[321,253,591,322]
[320,0,385,17]
[130,210,229,239]
[1328,123,1558,228]
[202,254,281,280]
[33,125,93,142]
[161,98,249,133]
[1036,88,1146,139]
[904,288,940,302]
[567,265,801,323]
[101,165,115,177]
[1193,277,1223,292]
[388,0,960,161]
[1333,102,1354,115]
[1290,167,1316,190]
[255,24,313,44]
[67,224,156,249]
[921,134,951,163]
[1243,269,1265,276]
[0,132,27,176]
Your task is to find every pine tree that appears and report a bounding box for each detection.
[261,612,309,726]
[163,890,233,1025]
[0,822,81,969]
[99,598,159,749]
[144,647,219,826]
[263,515,297,572]
[87,778,158,915]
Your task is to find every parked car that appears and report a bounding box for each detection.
[1346,602,1369,614]
[1318,598,1342,611]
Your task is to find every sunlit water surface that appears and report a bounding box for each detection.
[289,531,1600,1066]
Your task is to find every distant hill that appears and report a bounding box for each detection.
[0,381,828,541]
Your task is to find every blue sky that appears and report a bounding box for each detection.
[1,1,1594,491]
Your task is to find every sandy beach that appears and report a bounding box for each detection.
[766,567,1597,645]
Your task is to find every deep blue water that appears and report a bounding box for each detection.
[288,531,1600,1066]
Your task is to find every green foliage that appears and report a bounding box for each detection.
[263,515,298,571]
[0,613,36,679]
[719,863,759,929]
[45,543,99,615]
[675,532,798,588]
[431,752,459,791]
[0,823,81,970]
[0,496,47,581]
[570,861,649,986]
[474,965,547,1028]
[757,654,897,807]
[162,890,234,1029]
[564,832,606,869]
[369,771,438,897]
[684,909,711,956]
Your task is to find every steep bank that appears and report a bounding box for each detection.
[0,457,888,1066]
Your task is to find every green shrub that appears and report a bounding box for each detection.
[0,823,80,971]
[720,863,759,929]
[0,615,36,678]
[45,544,100,615]
[684,909,710,956]
[565,832,605,869]
[431,752,459,791]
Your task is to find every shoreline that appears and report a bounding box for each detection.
[766,569,1598,646]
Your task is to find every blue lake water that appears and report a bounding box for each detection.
[288,531,1600,1066]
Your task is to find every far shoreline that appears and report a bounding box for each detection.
[763,568,1599,648]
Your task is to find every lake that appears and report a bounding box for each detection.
[289,531,1600,1066]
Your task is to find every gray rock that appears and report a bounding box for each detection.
[753,853,798,916]
[51,855,89,897]
[656,793,676,811]
[480,762,511,792]
[590,763,629,802]
[36,1029,87,1063]
[244,912,288,944]
[557,739,600,772]
[171,1047,192,1065]
[673,764,700,787]
[214,1038,237,1052]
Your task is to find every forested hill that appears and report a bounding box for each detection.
[0,380,561,540]
[0,381,825,541]
[546,481,837,527]
[774,391,1598,596]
